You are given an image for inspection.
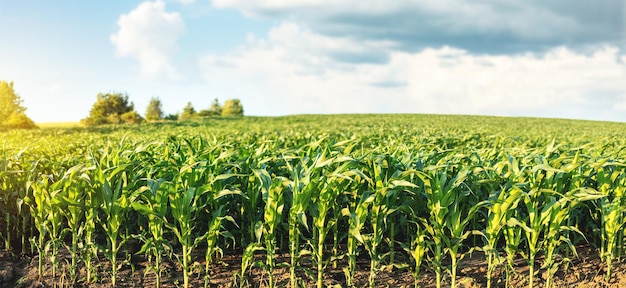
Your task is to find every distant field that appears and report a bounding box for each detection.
[36,121,83,128]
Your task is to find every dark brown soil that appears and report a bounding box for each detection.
[4,245,626,287]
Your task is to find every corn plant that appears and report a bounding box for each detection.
[238,154,269,248]
[46,187,66,281]
[420,166,480,288]
[58,164,92,284]
[200,174,241,287]
[92,157,137,287]
[401,219,430,288]
[283,155,318,288]
[254,168,285,288]
[132,178,170,288]
[82,160,101,283]
[203,205,236,288]
[478,186,522,288]
[310,156,353,288]
[341,180,372,287]
[360,155,418,288]
[595,164,626,280]
[26,174,53,279]
[166,179,204,288]
[0,147,28,253]
[17,158,41,255]
[508,162,601,288]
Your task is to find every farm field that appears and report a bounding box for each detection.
[2,114,626,287]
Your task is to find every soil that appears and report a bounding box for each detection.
[3,245,626,288]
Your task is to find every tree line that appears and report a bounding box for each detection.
[82,93,244,126]
[0,80,246,129]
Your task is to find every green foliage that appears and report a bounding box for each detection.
[198,98,222,117]
[121,110,144,124]
[82,92,142,126]
[0,81,37,129]
[145,97,164,121]
[221,99,243,116]
[164,113,178,121]
[180,101,196,120]
[209,98,222,116]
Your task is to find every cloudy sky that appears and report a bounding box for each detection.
[1,1,625,123]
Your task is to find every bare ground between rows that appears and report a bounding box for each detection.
[3,245,626,287]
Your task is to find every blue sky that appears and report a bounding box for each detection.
[1,0,625,123]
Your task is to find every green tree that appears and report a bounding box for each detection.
[145,97,164,121]
[209,98,222,116]
[197,98,222,117]
[180,102,196,120]
[0,81,37,129]
[121,111,143,124]
[164,113,178,121]
[82,92,142,126]
[221,99,243,116]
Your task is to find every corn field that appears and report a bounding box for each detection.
[2,114,626,287]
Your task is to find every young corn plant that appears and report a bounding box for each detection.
[0,147,30,254]
[0,163,18,253]
[132,178,171,288]
[200,173,242,288]
[26,174,54,279]
[58,164,92,284]
[509,162,601,288]
[419,166,479,288]
[541,188,601,288]
[203,205,236,288]
[18,158,42,255]
[502,211,524,287]
[94,163,136,287]
[595,164,626,281]
[509,187,572,288]
[82,162,101,284]
[493,155,526,286]
[46,188,66,281]
[283,155,318,288]
[239,154,270,248]
[310,156,353,288]
[254,168,285,288]
[27,170,65,283]
[477,186,523,288]
[400,219,431,288]
[167,176,205,288]
[341,181,372,287]
[360,155,417,288]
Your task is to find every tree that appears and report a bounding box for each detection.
[82,92,142,126]
[221,99,243,116]
[0,81,37,129]
[209,98,222,116]
[121,111,143,124]
[145,97,164,121]
[164,113,178,121]
[179,102,196,120]
[197,98,222,117]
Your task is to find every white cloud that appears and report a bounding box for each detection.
[199,22,626,121]
[110,1,185,80]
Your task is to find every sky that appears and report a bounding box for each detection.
[1,0,625,123]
